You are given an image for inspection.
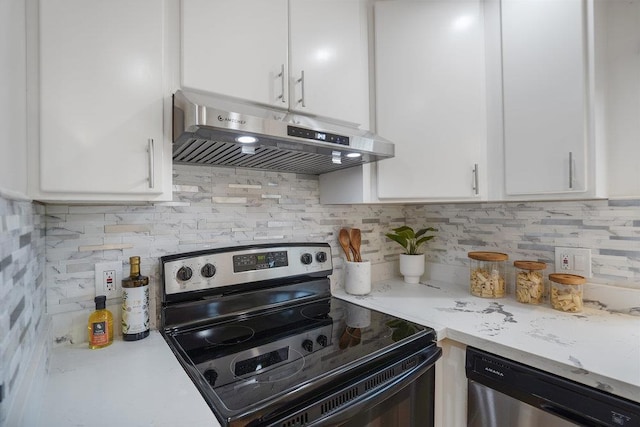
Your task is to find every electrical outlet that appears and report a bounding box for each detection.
[104,270,116,292]
[95,261,122,298]
[554,247,592,278]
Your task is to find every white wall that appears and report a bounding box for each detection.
[0,0,28,197]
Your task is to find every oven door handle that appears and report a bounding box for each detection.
[307,346,442,427]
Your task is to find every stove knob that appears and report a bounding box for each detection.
[176,266,193,281]
[317,335,328,347]
[201,263,216,278]
[302,339,314,352]
[203,369,218,386]
[300,253,313,265]
[316,251,327,263]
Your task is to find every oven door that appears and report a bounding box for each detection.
[261,343,442,427]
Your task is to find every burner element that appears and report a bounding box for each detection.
[200,325,255,346]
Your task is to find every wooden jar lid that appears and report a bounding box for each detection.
[513,260,547,270]
[468,251,508,262]
[549,273,586,285]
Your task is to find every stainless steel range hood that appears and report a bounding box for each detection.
[172,90,394,175]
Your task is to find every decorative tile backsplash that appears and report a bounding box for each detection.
[0,196,45,424]
[405,199,640,290]
[41,165,640,345]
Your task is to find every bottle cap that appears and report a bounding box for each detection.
[95,295,106,310]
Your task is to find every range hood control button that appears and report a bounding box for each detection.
[176,266,193,281]
[301,253,313,265]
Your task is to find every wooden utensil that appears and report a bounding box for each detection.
[350,327,361,346]
[339,327,352,349]
[349,228,362,262]
[339,228,352,262]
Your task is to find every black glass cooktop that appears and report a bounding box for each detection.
[167,297,434,413]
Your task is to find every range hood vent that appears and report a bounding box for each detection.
[172,90,394,175]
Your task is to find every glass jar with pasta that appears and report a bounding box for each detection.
[549,273,585,313]
[514,261,547,305]
[468,252,508,298]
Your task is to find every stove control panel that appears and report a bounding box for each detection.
[162,244,332,296]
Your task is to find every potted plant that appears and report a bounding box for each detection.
[385,226,436,284]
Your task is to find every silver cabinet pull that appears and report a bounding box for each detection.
[277,64,285,103]
[148,138,155,189]
[297,70,306,107]
[568,151,573,189]
[472,163,479,195]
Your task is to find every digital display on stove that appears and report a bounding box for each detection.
[233,251,288,273]
[234,347,289,376]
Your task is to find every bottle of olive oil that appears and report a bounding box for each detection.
[88,295,113,349]
[122,256,150,341]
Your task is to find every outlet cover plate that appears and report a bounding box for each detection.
[95,261,122,299]
[554,247,592,278]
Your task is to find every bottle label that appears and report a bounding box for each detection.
[122,285,150,335]
[91,321,108,345]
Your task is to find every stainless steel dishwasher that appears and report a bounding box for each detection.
[466,347,640,426]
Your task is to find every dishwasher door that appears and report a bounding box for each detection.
[468,379,578,426]
[466,347,640,427]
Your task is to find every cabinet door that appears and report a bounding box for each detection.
[502,0,587,195]
[39,0,165,196]
[375,0,487,200]
[289,0,370,128]
[181,0,289,107]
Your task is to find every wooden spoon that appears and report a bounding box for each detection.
[339,327,352,349]
[338,228,352,262]
[350,327,361,346]
[349,228,362,262]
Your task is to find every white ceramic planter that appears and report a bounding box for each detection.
[399,254,425,284]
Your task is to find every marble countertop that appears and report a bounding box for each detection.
[38,279,639,426]
[333,278,640,403]
[39,331,220,427]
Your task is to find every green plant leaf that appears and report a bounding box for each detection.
[414,227,437,239]
[385,233,408,250]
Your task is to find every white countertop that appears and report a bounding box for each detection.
[333,278,640,403]
[39,331,220,427]
[38,280,640,426]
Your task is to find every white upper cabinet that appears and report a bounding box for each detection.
[181,0,370,128]
[289,0,370,127]
[596,0,640,198]
[374,0,487,200]
[181,0,289,108]
[36,0,172,201]
[0,0,27,197]
[501,0,600,197]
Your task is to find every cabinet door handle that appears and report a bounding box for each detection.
[297,70,306,107]
[472,163,479,195]
[568,151,573,189]
[148,138,155,189]
[277,64,286,103]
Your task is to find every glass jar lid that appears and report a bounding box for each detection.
[468,251,508,262]
[549,273,586,285]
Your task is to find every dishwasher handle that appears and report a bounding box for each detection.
[540,403,598,425]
